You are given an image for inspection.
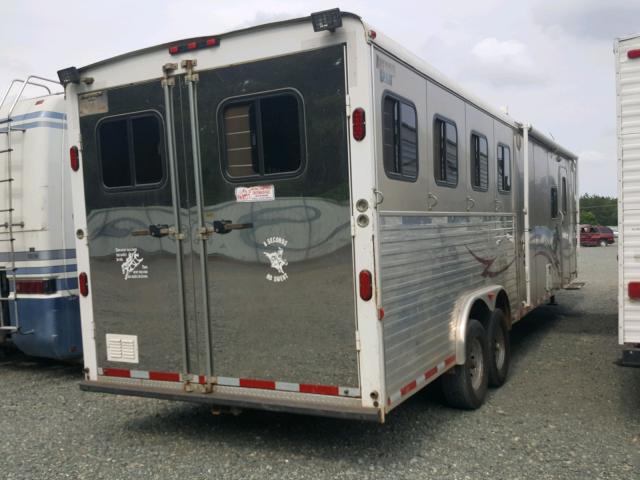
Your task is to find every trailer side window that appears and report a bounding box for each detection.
[98,113,164,189]
[551,186,559,218]
[562,177,568,214]
[470,133,488,191]
[497,144,511,193]
[382,94,418,181]
[221,92,304,179]
[434,117,458,187]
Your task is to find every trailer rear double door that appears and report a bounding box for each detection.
[80,45,360,392]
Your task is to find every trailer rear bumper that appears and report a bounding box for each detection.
[80,380,381,422]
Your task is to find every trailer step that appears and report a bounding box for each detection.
[0,326,17,332]
[564,281,585,290]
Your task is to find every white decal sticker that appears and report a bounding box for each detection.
[263,236,289,282]
[116,247,148,280]
[235,185,275,202]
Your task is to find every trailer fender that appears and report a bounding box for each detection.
[452,285,505,365]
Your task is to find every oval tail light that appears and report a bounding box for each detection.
[359,269,373,301]
[352,107,366,141]
[70,146,79,171]
[79,272,89,297]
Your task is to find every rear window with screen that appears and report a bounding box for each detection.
[382,94,418,181]
[434,117,458,186]
[470,133,489,191]
[222,92,304,179]
[98,113,164,189]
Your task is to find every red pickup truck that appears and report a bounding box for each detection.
[580,225,615,247]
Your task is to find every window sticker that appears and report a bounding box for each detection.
[235,185,275,202]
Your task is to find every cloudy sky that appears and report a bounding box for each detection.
[4,0,639,196]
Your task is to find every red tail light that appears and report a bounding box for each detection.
[79,272,89,297]
[359,269,373,301]
[352,107,366,141]
[629,282,640,300]
[70,146,79,171]
[16,279,57,295]
[628,49,640,60]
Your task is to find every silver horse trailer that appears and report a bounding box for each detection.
[615,33,640,366]
[60,9,578,422]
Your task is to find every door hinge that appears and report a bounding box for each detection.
[345,94,352,117]
[351,217,356,237]
[355,330,361,352]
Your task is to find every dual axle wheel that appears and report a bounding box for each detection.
[442,309,510,409]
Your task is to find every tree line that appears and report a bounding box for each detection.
[579,194,616,226]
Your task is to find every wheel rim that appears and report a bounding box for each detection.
[468,337,484,391]
[493,324,506,371]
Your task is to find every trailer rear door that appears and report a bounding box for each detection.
[79,82,189,374]
[185,45,359,389]
[81,45,360,392]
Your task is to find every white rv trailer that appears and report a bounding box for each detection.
[61,10,578,422]
[615,34,640,366]
[0,78,82,360]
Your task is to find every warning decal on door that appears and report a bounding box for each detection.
[116,247,148,280]
[235,185,275,203]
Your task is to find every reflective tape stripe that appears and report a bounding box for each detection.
[98,368,359,397]
[101,368,130,378]
[239,378,275,390]
[388,354,457,407]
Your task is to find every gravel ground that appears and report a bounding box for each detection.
[1,246,638,479]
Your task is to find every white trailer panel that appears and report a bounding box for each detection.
[616,34,640,347]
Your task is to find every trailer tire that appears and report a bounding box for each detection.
[442,319,488,410]
[487,309,510,388]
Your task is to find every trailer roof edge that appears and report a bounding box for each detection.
[76,11,363,74]
[71,10,577,161]
[528,126,578,161]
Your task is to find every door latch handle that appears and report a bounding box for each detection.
[427,192,438,211]
[212,220,253,234]
[131,224,183,239]
[466,197,475,211]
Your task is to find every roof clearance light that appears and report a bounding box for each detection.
[311,8,342,32]
[169,38,220,55]
[628,49,640,60]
